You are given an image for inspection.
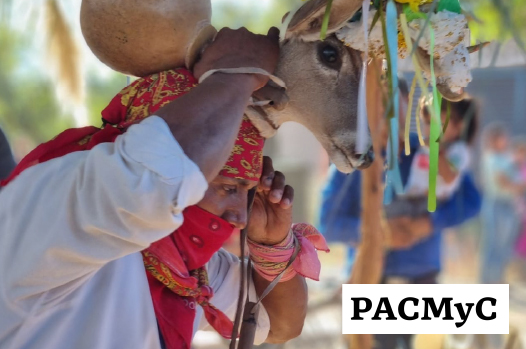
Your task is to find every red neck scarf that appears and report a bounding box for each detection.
[145,206,237,349]
[2,68,265,349]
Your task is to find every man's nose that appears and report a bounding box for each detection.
[223,208,248,230]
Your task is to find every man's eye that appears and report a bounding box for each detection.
[223,185,237,194]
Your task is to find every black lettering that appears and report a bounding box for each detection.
[372,298,397,320]
[476,298,496,321]
[454,303,474,328]
[351,298,372,320]
[399,297,419,320]
[422,298,454,320]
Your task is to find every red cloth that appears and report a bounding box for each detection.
[219,118,264,180]
[1,68,265,349]
[144,205,237,349]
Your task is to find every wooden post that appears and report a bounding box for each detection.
[347,59,387,349]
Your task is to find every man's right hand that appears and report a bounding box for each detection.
[193,27,280,90]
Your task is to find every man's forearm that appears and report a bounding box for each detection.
[253,272,308,343]
[156,73,259,182]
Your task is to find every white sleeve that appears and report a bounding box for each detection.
[0,116,208,302]
[194,249,270,345]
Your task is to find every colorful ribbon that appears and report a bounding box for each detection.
[247,223,330,283]
[383,0,404,205]
[356,0,371,155]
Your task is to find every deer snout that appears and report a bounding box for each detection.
[352,147,375,170]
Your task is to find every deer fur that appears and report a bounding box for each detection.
[246,0,375,173]
[81,0,476,173]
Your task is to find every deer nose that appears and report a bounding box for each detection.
[354,147,375,170]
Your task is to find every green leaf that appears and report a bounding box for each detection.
[437,0,462,14]
[403,4,426,22]
[369,8,381,34]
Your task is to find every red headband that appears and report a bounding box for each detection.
[219,117,264,181]
[104,69,264,181]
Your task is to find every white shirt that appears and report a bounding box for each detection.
[0,116,270,349]
[404,141,471,200]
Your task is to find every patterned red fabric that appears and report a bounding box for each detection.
[144,205,237,349]
[1,68,264,349]
[219,117,264,181]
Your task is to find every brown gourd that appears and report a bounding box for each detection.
[80,0,216,76]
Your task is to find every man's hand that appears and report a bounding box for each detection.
[247,156,293,245]
[386,216,432,249]
[248,156,306,343]
[194,27,280,90]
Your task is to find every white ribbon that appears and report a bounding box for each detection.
[355,0,370,155]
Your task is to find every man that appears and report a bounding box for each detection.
[0,27,325,349]
[0,127,16,180]
[319,79,481,349]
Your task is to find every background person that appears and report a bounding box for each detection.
[480,123,526,284]
[319,85,481,349]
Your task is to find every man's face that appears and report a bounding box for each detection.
[197,175,259,229]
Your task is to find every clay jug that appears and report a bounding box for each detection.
[80,0,216,76]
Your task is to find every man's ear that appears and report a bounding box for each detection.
[285,0,363,41]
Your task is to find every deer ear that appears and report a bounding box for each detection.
[285,0,362,41]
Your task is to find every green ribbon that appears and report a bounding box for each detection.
[428,26,441,212]
[320,0,333,40]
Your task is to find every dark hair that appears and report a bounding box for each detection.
[420,96,479,145]
[398,77,409,97]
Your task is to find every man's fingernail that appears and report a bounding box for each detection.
[282,199,291,207]
[271,190,282,199]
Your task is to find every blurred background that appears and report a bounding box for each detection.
[0,0,525,348]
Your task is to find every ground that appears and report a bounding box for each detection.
[193,223,526,349]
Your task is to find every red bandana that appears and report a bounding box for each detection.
[219,117,264,180]
[145,206,238,349]
[2,68,265,349]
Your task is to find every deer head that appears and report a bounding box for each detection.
[246,0,373,174]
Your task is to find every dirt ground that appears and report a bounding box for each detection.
[193,224,526,349]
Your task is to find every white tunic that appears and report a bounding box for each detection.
[0,116,270,349]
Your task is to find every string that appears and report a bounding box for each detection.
[399,13,429,147]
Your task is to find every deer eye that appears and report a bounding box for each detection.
[318,43,341,69]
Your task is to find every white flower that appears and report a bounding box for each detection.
[336,10,408,58]
[423,44,472,93]
[409,10,468,59]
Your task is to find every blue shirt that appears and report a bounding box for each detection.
[318,134,482,278]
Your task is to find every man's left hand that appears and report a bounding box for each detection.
[247,156,293,245]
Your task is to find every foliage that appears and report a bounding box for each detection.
[0,25,72,149]
[211,0,301,33]
[0,24,124,155]
[464,0,526,48]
